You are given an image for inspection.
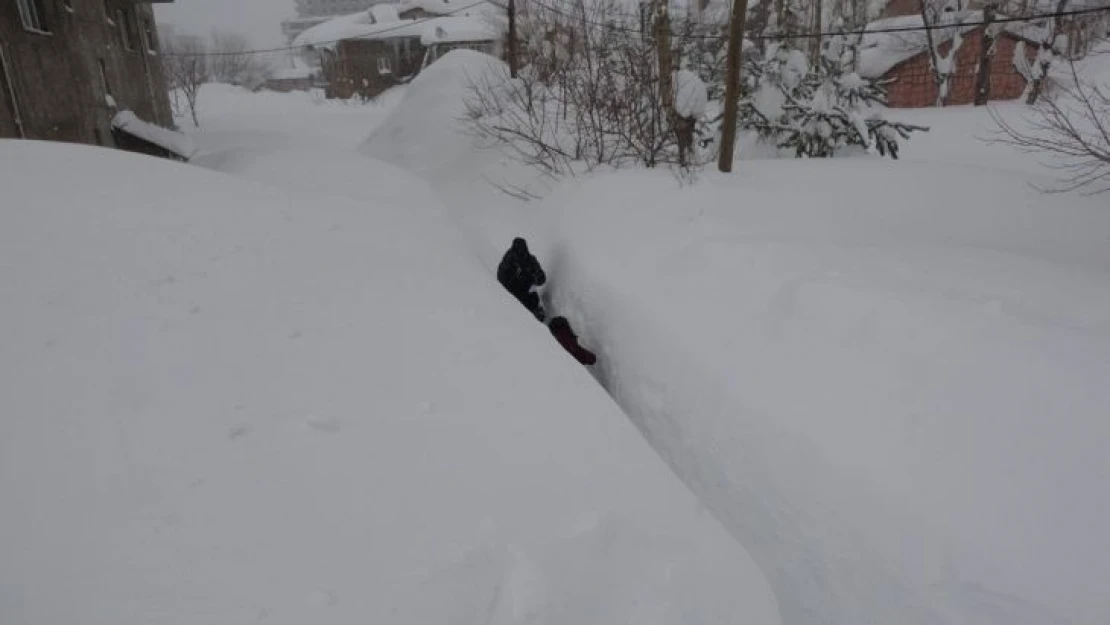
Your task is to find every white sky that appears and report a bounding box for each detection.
[154,0,295,48]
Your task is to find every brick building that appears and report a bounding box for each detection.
[1,0,181,156]
[858,10,1042,107]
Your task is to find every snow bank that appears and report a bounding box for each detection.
[0,139,780,625]
[362,49,503,173]
[360,50,545,209]
[180,83,404,158]
[541,162,1110,625]
[112,110,197,159]
[359,49,555,259]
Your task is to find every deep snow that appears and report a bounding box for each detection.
[362,50,1110,625]
[541,164,1110,625]
[0,140,780,625]
[35,48,1107,625]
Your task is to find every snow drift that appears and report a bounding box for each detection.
[0,140,780,625]
[541,162,1110,625]
[360,50,553,215]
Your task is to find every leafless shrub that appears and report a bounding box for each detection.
[463,0,716,177]
[162,38,208,127]
[990,60,1110,193]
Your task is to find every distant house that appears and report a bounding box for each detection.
[1,0,188,159]
[295,3,503,100]
[857,11,1043,107]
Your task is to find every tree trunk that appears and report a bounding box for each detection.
[974,3,996,106]
[1027,0,1069,105]
[718,0,751,173]
[654,0,676,165]
[810,0,823,69]
[507,0,518,78]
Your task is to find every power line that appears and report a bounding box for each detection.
[508,0,1110,41]
[164,1,1110,56]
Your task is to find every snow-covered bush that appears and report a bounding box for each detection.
[738,36,927,159]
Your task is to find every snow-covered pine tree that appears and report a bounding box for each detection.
[741,30,927,159]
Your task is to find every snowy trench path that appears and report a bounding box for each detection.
[538,246,932,625]
[533,239,1077,625]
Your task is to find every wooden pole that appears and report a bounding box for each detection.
[718,0,750,172]
[654,0,675,126]
[508,0,519,78]
[974,3,996,106]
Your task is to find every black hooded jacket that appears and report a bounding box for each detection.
[497,238,547,320]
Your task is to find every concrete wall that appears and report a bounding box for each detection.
[0,0,173,147]
[883,30,1039,107]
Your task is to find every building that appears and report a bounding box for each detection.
[2,0,186,158]
[857,11,1042,107]
[295,3,502,100]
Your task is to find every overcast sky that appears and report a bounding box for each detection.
[154,0,294,48]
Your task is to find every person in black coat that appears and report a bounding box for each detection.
[497,237,547,321]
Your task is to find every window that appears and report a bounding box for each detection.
[16,0,49,33]
[376,56,392,75]
[98,58,112,99]
[141,18,158,54]
[117,9,133,50]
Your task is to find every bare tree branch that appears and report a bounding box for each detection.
[988,57,1110,193]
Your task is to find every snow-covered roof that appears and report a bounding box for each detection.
[111,110,197,159]
[420,15,501,45]
[370,3,400,23]
[397,0,489,16]
[294,7,502,50]
[857,10,1046,78]
[294,11,430,48]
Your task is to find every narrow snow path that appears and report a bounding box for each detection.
[540,246,950,625]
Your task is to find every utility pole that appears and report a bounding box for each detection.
[718,0,750,172]
[653,0,675,141]
[508,0,519,78]
[810,0,823,68]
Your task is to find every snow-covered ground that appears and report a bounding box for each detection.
[0,140,778,625]
[7,51,1109,625]
[360,52,1110,625]
[540,164,1110,625]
